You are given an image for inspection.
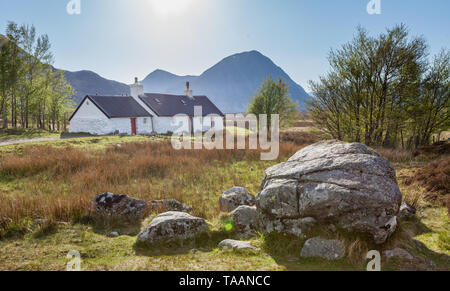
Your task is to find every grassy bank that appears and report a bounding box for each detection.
[0,134,448,270]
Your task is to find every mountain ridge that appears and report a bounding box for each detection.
[63,50,310,113]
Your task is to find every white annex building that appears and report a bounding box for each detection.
[69,78,224,135]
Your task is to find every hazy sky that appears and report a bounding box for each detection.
[1,0,449,90]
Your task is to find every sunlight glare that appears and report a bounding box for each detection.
[148,0,194,18]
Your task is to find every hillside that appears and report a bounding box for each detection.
[58,69,130,105]
[141,51,310,113]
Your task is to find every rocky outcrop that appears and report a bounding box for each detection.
[300,237,345,260]
[137,211,209,244]
[383,248,414,261]
[218,239,259,251]
[231,206,258,234]
[383,248,436,271]
[91,192,147,219]
[258,214,316,237]
[219,187,256,212]
[149,199,192,213]
[257,141,403,244]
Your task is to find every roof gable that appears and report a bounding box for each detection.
[69,95,152,121]
[139,93,224,117]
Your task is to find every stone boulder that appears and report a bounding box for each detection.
[91,192,147,219]
[257,141,402,244]
[219,187,256,212]
[300,237,345,260]
[137,211,209,244]
[383,248,414,261]
[258,215,316,237]
[231,206,258,234]
[149,199,192,213]
[383,248,436,271]
[218,239,259,251]
[398,202,416,220]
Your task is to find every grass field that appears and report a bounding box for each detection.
[0,130,448,271]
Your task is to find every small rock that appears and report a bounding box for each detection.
[92,192,147,219]
[218,239,259,251]
[328,224,337,232]
[34,219,48,225]
[137,211,209,244]
[110,232,120,237]
[149,199,192,213]
[232,206,258,234]
[398,202,416,219]
[383,248,414,261]
[300,237,345,260]
[219,187,256,212]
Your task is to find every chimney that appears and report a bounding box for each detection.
[130,77,144,98]
[184,81,193,98]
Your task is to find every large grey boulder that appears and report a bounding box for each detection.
[137,211,209,244]
[231,206,258,234]
[149,199,192,213]
[218,239,259,251]
[257,141,402,244]
[91,192,147,219]
[300,237,345,260]
[219,187,256,212]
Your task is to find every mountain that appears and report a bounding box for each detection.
[141,51,310,113]
[60,70,130,104]
[59,50,310,113]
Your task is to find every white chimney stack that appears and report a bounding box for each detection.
[130,77,144,98]
[184,81,193,98]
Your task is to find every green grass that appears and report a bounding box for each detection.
[0,129,60,141]
[0,134,168,153]
[0,220,362,271]
[0,136,449,271]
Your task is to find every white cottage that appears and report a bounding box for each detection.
[69,78,224,135]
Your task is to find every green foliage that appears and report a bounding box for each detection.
[248,76,298,129]
[0,21,74,131]
[308,24,449,148]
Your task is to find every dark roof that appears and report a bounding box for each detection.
[139,93,224,117]
[70,95,152,121]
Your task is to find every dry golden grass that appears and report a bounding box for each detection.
[0,140,302,232]
[404,157,450,194]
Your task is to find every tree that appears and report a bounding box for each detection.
[248,76,298,129]
[0,21,74,131]
[308,24,448,148]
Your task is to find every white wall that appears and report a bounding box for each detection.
[69,98,113,135]
[70,98,153,135]
[70,97,224,136]
[153,115,224,134]
[154,116,189,134]
[136,117,153,134]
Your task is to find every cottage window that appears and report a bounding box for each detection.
[143,118,147,124]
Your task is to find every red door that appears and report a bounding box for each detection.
[131,118,137,135]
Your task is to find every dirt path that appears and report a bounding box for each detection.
[0,137,61,146]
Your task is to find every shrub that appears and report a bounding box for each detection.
[404,157,450,194]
